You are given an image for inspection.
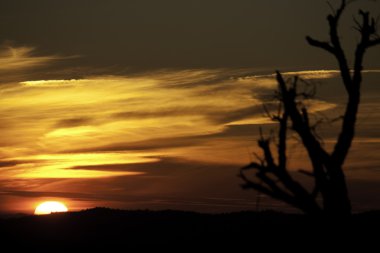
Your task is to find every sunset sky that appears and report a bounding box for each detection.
[0,0,379,214]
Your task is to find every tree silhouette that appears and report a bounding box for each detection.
[239,0,380,216]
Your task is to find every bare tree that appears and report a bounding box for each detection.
[240,0,380,216]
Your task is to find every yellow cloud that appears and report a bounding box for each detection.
[21,79,82,87]
[0,46,62,71]
[0,69,343,179]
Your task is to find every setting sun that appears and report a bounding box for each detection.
[34,201,69,215]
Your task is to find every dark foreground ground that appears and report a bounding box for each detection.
[1,208,379,251]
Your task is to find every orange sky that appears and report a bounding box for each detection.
[0,48,379,213]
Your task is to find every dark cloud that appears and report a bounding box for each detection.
[62,136,202,153]
[112,108,201,120]
[112,104,263,125]
[210,105,264,124]
[1,0,378,75]
[0,158,266,212]
[0,190,95,200]
[2,159,379,213]
[54,117,94,128]
[69,157,237,173]
[0,161,19,168]
[0,159,48,168]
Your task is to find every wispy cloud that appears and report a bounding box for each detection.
[20,79,82,87]
[237,69,380,89]
[1,68,378,182]
[0,45,63,71]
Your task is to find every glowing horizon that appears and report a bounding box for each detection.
[34,201,68,215]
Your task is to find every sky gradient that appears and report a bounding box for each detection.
[0,0,379,214]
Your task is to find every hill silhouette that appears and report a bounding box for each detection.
[0,208,379,251]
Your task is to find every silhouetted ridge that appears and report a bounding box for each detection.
[0,208,378,251]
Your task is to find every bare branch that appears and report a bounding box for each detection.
[333,7,380,167]
[311,185,320,200]
[240,0,379,215]
[326,1,336,15]
[241,161,263,171]
[368,38,380,47]
[307,0,352,93]
[301,107,310,127]
[298,169,314,177]
[258,138,275,168]
[252,152,265,165]
[306,36,335,54]
[276,72,329,163]
[278,113,288,170]
[336,0,347,20]
[239,168,296,206]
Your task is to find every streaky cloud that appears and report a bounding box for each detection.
[0,45,68,71]
[1,68,378,181]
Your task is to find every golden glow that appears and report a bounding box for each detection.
[0,69,344,180]
[34,201,68,215]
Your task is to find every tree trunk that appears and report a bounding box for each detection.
[297,198,323,216]
[322,165,351,216]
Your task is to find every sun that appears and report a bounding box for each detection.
[34,201,69,215]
